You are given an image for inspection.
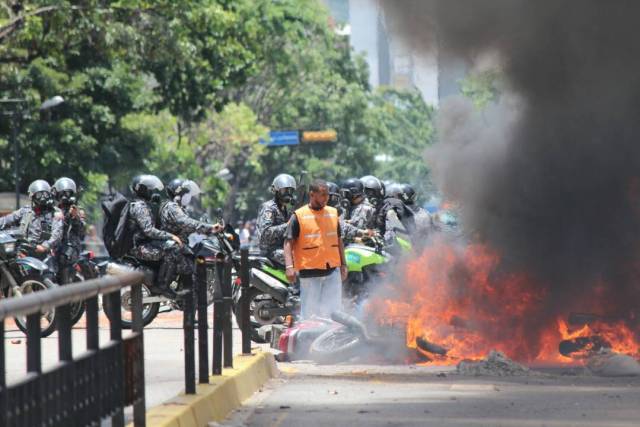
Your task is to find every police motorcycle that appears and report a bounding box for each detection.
[102,182,228,328]
[0,230,58,337]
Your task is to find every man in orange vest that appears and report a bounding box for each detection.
[283,179,347,319]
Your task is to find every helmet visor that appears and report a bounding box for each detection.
[328,194,341,208]
[277,187,295,203]
[33,191,52,204]
[181,180,202,207]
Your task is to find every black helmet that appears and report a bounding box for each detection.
[400,183,417,205]
[131,174,164,201]
[340,178,364,202]
[385,183,403,200]
[360,175,384,205]
[52,177,77,204]
[28,179,54,208]
[166,178,188,199]
[326,182,341,208]
[270,174,296,204]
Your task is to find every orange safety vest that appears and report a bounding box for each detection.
[292,205,342,271]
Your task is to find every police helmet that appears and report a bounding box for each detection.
[385,183,403,200]
[52,177,77,202]
[360,175,384,204]
[131,175,164,201]
[28,179,53,207]
[270,174,296,203]
[400,183,417,205]
[166,178,188,199]
[326,181,341,208]
[340,178,364,202]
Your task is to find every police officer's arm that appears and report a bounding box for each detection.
[41,211,64,251]
[168,204,214,235]
[70,207,87,240]
[0,208,24,230]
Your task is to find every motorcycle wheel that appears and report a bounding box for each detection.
[103,283,159,329]
[67,265,98,326]
[309,326,366,364]
[12,273,58,338]
[233,287,280,344]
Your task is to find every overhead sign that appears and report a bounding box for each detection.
[301,129,337,143]
[260,130,300,146]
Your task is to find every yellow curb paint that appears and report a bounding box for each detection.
[129,351,279,427]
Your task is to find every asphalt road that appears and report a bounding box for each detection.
[222,363,640,427]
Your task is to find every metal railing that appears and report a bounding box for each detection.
[190,246,252,389]
[0,272,146,427]
[0,245,255,426]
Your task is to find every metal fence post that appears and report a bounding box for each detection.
[108,290,125,427]
[183,273,196,394]
[26,312,42,426]
[222,260,233,368]
[212,260,224,375]
[131,283,146,427]
[56,303,74,426]
[0,319,6,427]
[196,260,209,383]
[240,247,252,354]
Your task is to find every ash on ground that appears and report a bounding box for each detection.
[456,350,537,377]
[586,350,640,377]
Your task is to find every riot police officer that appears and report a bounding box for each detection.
[255,174,296,265]
[377,181,415,244]
[340,178,376,229]
[399,183,433,243]
[327,181,374,244]
[52,177,86,281]
[128,175,182,296]
[159,178,221,242]
[0,179,63,254]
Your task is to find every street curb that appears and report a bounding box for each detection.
[134,352,279,427]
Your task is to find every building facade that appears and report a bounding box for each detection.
[322,0,444,106]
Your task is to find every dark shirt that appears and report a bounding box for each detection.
[285,209,342,278]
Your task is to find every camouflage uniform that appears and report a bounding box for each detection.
[159,200,214,277]
[338,215,362,244]
[159,201,212,242]
[377,198,415,244]
[128,200,174,262]
[0,206,64,251]
[255,199,290,265]
[345,201,376,230]
[58,205,86,254]
[55,205,87,281]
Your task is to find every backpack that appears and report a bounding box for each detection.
[101,192,134,258]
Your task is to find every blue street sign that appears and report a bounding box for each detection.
[260,130,300,146]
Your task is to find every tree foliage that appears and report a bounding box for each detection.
[1,0,438,221]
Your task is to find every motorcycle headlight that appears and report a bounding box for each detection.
[2,242,15,255]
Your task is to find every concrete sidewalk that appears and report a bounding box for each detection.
[4,310,270,410]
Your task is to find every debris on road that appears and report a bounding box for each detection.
[586,350,640,377]
[456,350,535,376]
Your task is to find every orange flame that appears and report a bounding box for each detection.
[369,238,640,365]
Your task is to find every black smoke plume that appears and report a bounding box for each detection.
[383,1,640,326]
